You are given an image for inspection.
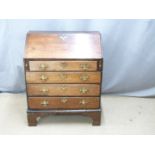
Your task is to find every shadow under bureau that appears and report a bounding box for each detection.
[24,31,103,126]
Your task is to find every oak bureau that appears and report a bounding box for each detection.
[24,31,103,126]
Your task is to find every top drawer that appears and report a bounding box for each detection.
[28,60,99,71]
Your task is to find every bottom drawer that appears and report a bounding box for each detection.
[28,97,100,109]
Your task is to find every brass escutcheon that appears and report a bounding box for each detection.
[80,99,88,105]
[80,63,89,70]
[61,98,68,103]
[80,74,89,81]
[40,100,48,106]
[40,74,48,81]
[80,88,89,94]
[41,88,49,93]
[60,62,67,69]
[59,73,68,80]
[39,64,48,71]
[60,86,67,91]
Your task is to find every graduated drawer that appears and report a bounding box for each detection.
[27,84,100,96]
[26,72,101,83]
[29,60,98,71]
[28,97,100,109]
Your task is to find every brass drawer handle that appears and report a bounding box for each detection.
[39,64,48,71]
[40,74,48,81]
[40,100,48,106]
[80,88,89,94]
[80,64,89,70]
[60,62,67,69]
[59,73,68,80]
[40,88,49,93]
[80,74,89,81]
[61,98,68,103]
[80,99,88,105]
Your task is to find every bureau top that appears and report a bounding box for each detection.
[24,32,103,59]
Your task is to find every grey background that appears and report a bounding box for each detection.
[0,19,155,97]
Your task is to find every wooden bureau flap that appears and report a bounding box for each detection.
[24,32,103,59]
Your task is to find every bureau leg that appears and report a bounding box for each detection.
[27,113,38,126]
[89,111,101,126]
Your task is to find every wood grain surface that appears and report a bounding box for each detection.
[24,32,102,59]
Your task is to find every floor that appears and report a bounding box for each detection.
[0,93,155,134]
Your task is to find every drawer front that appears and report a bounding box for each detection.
[28,97,100,109]
[27,84,100,96]
[29,60,98,71]
[26,72,101,83]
